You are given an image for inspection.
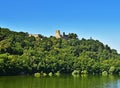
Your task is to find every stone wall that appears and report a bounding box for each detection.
[29,34,39,37]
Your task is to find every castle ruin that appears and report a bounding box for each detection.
[55,30,62,38]
[55,30,68,39]
[29,34,39,37]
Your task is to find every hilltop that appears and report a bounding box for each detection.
[0,27,120,75]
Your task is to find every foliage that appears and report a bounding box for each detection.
[55,71,60,76]
[0,27,120,75]
[109,66,115,74]
[43,73,47,77]
[48,72,53,77]
[102,71,108,76]
[81,70,88,74]
[72,70,79,75]
[34,72,40,77]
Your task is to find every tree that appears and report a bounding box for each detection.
[68,33,78,39]
[0,27,119,75]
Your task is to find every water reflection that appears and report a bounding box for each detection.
[0,75,119,88]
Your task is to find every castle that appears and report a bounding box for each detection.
[55,30,68,39]
[29,30,68,39]
[29,34,39,37]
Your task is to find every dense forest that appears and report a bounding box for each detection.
[0,27,120,76]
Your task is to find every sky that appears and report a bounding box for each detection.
[0,0,120,53]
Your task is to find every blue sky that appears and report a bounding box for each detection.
[0,0,120,53]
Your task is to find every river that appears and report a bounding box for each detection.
[0,75,120,88]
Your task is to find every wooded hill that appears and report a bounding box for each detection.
[0,27,120,75]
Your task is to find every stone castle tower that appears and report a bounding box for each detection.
[55,30,62,38]
[55,30,68,39]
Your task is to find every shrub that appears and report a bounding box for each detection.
[34,72,40,78]
[43,73,47,77]
[81,70,88,74]
[55,71,60,76]
[48,72,53,77]
[109,66,115,74]
[72,70,79,76]
[102,71,108,76]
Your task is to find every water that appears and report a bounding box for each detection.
[0,75,120,88]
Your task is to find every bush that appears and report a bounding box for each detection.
[72,70,79,76]
[55,71,60,76]
[102,71,108,76]
[81,70,88,74]
[43,73,47,77]
[48,72,53,77]
[109,66,115,74]
[34,72,40,78]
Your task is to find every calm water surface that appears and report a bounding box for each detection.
[0,75,120,88]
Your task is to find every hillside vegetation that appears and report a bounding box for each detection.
[0,27,120,75]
